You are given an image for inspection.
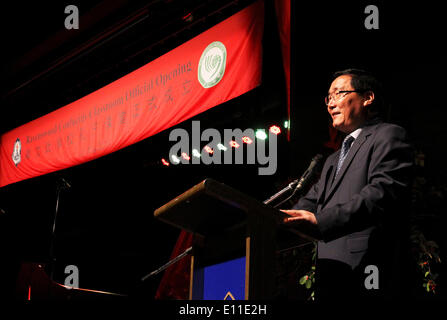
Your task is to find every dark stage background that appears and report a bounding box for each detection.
[0,0,446,301]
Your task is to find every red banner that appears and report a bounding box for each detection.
[0,1,264,188]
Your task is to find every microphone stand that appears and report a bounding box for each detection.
[49,178,70,281]
[263,180,299,207]
[140,246,192,282]
[264,154,323,208]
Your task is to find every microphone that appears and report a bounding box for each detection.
[56,177,71,190]
[264,154,323,206]
[292,153,323,192]
[61,178,71,189]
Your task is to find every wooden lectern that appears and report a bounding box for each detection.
[154,178,309,300]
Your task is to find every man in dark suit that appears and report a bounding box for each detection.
[282,69,413,300]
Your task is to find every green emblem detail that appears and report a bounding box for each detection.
[198,41,227,88]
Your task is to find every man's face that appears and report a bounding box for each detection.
[327,75,368,133]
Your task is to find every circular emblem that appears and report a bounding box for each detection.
[12,138,22,166]
[198,41,227,88]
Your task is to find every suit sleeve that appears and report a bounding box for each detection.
[316,125,414,242]
[291,180,319,212]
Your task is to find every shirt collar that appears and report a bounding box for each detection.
[347,127,362,140]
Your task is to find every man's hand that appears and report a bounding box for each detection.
[280,209,322,240]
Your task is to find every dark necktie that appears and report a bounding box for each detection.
[335,135,355,176]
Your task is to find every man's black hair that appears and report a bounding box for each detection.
[332,68,385,116]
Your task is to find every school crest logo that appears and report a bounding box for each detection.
[198,41,226,88]
[12,138,22,166]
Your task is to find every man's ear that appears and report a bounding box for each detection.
[363,90,375,107]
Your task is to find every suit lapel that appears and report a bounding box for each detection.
[317,160,336,205]
[323,121,378,205]
[326,158,337,193]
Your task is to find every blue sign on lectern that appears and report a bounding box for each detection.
[192,256,246,300]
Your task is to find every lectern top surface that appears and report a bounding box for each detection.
[154,178,278,236]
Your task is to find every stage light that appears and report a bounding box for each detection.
[217,143,227,151]
[171,155,180,164]
[242,136,253,144]
[181,152,190,161]
[255,129,267,140]
[229,140,240,148]
[269,125,281,135]
[284,120,289,129]
[182,12,193,22]
[204,145,214,154]
[192,149,201,158]
[161,158,170,166]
